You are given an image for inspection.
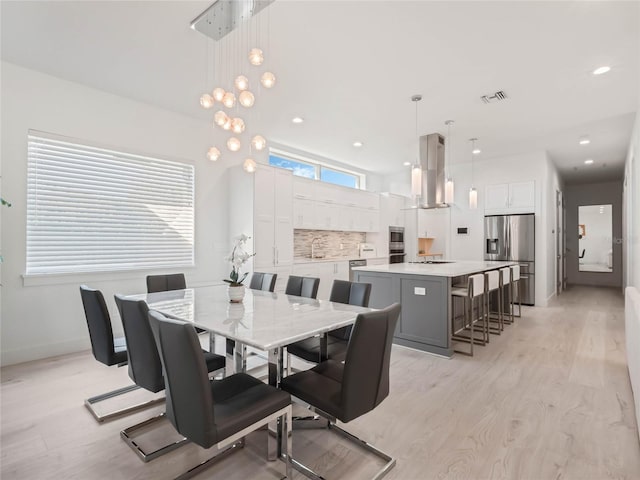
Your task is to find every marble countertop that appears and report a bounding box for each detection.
[352,260,518,278]
[126,286,371,351]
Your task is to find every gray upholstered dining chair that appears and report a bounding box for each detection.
[287,280,372,365]
[285,275,320,299]
[114,295,226,462]
[147,310,292,479]
[146,273,186,293]
[249,272,278,292]
[280,302,401,480]
[79,285,163,422]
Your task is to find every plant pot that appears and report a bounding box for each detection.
[227,285,245,303]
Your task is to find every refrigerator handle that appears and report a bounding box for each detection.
[506,217,512,260]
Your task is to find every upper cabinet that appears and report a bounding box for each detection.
[291,176,380,232]
[253,166,293,269]
[485,181,535,215]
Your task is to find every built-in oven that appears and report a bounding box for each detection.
[389,226,406,264]
[389,226,404,244]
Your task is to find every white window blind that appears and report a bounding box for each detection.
[26,132,195,275]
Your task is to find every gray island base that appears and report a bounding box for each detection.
[352,261,517,357]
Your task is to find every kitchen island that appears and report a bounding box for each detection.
[352,261,516,357]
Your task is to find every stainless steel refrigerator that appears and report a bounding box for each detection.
[484,213,535,305]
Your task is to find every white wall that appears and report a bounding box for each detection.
[0,62,236,365]
[564,181,623,287]
[623,112,640,289]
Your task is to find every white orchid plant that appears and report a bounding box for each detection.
[224,234,255,287]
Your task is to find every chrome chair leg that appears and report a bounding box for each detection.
[120,412,189,463]
[84,384,164,423]
[289,409,395,480]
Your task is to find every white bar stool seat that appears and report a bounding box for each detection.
[485,270,502,336]
[451,274,485,356]
[510,264,522,318]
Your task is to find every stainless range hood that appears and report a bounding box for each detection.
[418,133,448,209]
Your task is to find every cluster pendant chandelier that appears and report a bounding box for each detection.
[193,0,277,172]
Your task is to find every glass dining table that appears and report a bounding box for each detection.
[125,284,372,461]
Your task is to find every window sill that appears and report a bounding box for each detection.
[22,266,196,287]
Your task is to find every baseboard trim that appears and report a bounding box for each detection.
[1,337,89,367]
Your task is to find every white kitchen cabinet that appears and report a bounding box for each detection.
[293,198,315,229]
[315,201,341,230]
[317,261,349,300]
[272,265,292,293]
[292,176,315,201]
[252,166,293,269]
[485,181,535,214]
[508,181,535,211]
[292,260,349,300]
[291,175,380,233]
[383,193,405,228]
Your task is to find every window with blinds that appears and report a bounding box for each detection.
[26,132,195,275]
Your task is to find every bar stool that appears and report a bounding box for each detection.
[451,273,485,356]
[500,267,514,325]
[485,270,502,335]
[510,264,522,318]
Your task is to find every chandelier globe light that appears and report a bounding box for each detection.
[231,117,245,134]
[222,92,236,109]
[212,87,225,103]
[222,117,232,131]
[239,90,255,108]
[214,110,228,127]
[261,72,276,88]
[243,158,257,173]
[207,147,221,161]
[251,135,267,151]
[248,48,264,66]
[227,137,241,152]
[200,93,214,109]
[234,75,249,91]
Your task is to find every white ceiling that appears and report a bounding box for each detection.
[2,1,638,184]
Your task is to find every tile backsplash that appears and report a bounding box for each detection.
[294,230,367,259]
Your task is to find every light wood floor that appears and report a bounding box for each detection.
[2,285,639,479]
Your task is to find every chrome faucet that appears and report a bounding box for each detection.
[311,237,321,258]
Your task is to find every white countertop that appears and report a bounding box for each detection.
[352,260,518,278]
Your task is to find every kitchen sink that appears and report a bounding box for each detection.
[409,260,454,264]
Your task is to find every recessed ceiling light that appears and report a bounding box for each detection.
[403,161,411,166]
[472,148,481,155]
[592,66,611,75]
[584,159,594,165]
[291,117,304,124]
[353,141,363,148]
[579,137,590,145]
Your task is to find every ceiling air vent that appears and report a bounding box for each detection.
[481,91,508,104]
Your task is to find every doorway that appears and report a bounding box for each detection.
[556,190,565,295]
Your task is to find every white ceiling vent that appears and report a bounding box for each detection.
[481,91,508,104]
